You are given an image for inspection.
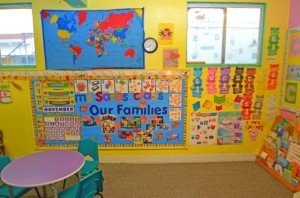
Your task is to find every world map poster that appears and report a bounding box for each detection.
[41,9,144,69]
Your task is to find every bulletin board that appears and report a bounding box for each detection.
[41,8,145,69]
[281,28,300,112]
[29,70,188,148]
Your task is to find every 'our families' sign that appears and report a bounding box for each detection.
[31,70,188,148]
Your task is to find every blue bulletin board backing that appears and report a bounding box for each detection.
[30,70,188,148]
[41,8,144,69]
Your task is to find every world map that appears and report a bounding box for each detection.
[41,9,144,69]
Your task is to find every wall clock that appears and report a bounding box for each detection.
[143,37,158,53]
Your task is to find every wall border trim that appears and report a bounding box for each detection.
[101,153,256,164]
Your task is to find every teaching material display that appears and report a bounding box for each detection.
[29,70,188,148]
[256,110,300,191]
[41,8,144,69]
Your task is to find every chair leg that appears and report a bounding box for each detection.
[34,187,42,198]
[63,179,66,189]
[96,192,104,198]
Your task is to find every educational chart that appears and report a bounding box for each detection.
[282,28,300,112]
[217,112,243,145]
[41,8,144,69]
[190,112,218,145]
[190,111,243,145]
[30,70,188,148]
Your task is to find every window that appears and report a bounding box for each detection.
[0,4,35,67]
[187,3,265,66]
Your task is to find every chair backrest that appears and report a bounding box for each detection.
[77,139,99,163]
[0,156,11,172]
[77,170,103,198]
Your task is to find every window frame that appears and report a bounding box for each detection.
[0,3,36,69]
[187,2,266,67]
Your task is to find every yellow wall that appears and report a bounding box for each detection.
[0,0,290,158]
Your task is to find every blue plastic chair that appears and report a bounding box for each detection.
[58,169,104,198]
[0,156,32,198]
[77,139,100,176]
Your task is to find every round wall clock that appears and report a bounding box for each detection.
[143,37,158,53]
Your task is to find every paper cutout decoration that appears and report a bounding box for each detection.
[163,48,180,68]
[232,67,244,94]
[214,95,226,104]
[219,66,230,94]
[63,0,87,8]
[158,23,174,45]
[285,82,297,104]
[191,68,203,98]
[202,100,213,109]
[206,67,217,94]
[268,27,280,56]
[241,93,253,120]
[267,64,279,90]
[193,101,201,111]
[252,95,264,120]
[246,121,263,141]
[0,82,12,104]
[244,68,256,94]
[266,94,277,120]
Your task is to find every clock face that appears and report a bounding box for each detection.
[143,37,158,53]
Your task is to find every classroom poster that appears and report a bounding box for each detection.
[282,28,300,112]
[30,70,188,148]
[288,30,300,65]
[217,112,243,145]
[190,112,218,145]
[41,8,144,69]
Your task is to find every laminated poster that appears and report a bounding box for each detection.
[190,112,218,145]
[217,111,243,145]
[41,8,145,69]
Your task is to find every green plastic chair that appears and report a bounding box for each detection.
[63,139,100,189]
[58,169,104,198]
[77,139,100,176]
[0,156,32,198]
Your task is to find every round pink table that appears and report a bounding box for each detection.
[1,150,84,198]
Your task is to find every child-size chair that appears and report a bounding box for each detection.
[63,138,101,189]
[58,169,104,198]
[77,139,100,176]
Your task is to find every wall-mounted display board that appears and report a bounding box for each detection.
[24,70,188,148]
[281,28,300,112]
[41,8,144,69]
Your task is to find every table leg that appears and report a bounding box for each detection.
[50,183,58,198]
[8,185,14,198]
[42,186,47,198]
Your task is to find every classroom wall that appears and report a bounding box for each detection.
[0,0,290,161]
